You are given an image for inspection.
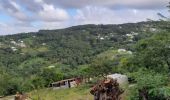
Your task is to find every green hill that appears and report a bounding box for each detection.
[0,21,165,96]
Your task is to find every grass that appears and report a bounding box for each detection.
[29,87,93,100]
[29,86,129,100]
[0,85,128,100]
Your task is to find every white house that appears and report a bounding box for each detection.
[118,49,126,53]
[11,47,17,51]
[100,37,104,40]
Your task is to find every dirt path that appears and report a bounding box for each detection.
[0,95,14,100]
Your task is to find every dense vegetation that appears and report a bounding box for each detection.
[0,14,170,99]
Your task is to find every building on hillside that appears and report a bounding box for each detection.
[118,49,126,53]
[11,47,17,51]
[50,78,82,89]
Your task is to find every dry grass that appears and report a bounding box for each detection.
[0,85,128,100]
[29,87,93,100]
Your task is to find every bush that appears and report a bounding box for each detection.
[128,69,169,100]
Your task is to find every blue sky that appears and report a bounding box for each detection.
[0,0,169,35]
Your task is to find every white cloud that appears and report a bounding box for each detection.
[0,0,169,35]
[73,6,160,25]
[95,0,169,8]
[0,0,32,22]
[8,1,28,21]
[8,9,28,21]
[0,0,69,22]
[44,0,169,9]
[10,1,21,10]
[0,23,38,35]
[39,4,69,22]
[38,21,70,30]
[0,22,7,27]
[74,7,122,24]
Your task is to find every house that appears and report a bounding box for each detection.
[11,47,17,51]
[42,43,46,46]
[100,37,104,40]
[118,49,126,53]
[50,78,82,89]
[118,49,132,54]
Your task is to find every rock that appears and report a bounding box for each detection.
[107,73,129,86]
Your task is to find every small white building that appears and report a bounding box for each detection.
[50,78,82,89]
[118,49,126,53]
[150,28,157,32]
[42,43,46,46]
[10,41,16,44]
[131,32,138,35]
[100,37,104,40]
[48,65,55,68]
[126,34,134,39]
[19,43,26,48]
[11,47,17,51]
[127,51,133,54]
[118,49,133,54]
[0,42,3,47]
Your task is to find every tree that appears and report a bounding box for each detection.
[89,55,115,77]
[0,70,22,95]
[131,32,170,73]
[74,65,91,81]
[40,68,64,86]
[128,70,169,100]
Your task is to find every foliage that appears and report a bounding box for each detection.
[132,32,170,73]
[40,68,64,86]
[128,70,169,100]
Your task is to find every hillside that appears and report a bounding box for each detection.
[0,21,166,96]
[0,21,159,66]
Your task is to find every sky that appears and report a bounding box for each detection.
[0,0,169,35]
